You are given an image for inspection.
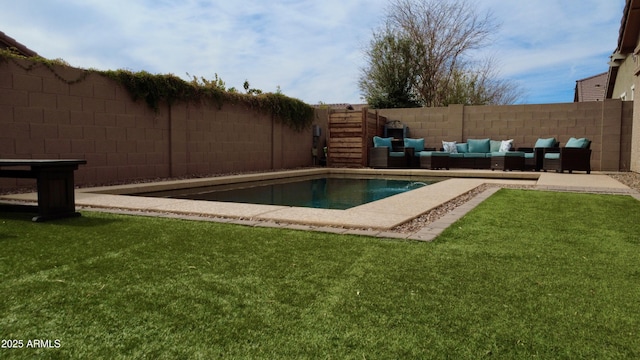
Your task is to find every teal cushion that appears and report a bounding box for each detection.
[524,153,534,159]
[389,151,405,158]
[404,138,425,152]
[544,153,560,160]
[565,137,588,148]
[490,140,501,153]
[449,153,465,158]
[419,151,449,157]
[491,151,524,157]
[373,136,393,148]
[468,138,490,153]
[455,143,468,153]
[463,153,488,158]
[534,137,556,148]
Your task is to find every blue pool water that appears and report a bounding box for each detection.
[136,177,437,210]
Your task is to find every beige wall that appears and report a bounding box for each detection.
[629,40,640,172]
[379,100,633,172]
[611,55,636,101]
[0,58,320,190]
[632,65,640,172]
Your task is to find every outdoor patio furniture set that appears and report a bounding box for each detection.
[369,136,592,173]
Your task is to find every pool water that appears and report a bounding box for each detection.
[136,177,436,210]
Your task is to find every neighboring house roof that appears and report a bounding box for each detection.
[574,72,607,102]
[0,31,38,57]
[605,0,640,99]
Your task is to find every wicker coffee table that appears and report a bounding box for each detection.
[490,152,524,171]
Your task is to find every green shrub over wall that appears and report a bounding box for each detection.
[0,49,314,131]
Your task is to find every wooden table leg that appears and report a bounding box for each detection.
[33,165,82,222]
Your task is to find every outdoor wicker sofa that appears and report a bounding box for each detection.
[419,138,519,170]
[369,135,591,173]
[541,137,592,174]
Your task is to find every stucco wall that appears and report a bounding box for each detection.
[379,100,633,172]
[632,72,640,172]
[0,58,318,190]
[611,55,636,100]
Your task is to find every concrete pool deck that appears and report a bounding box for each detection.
[1,168,638,241]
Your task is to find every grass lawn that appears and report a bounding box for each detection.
[1,189,639,359]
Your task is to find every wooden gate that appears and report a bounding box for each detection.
[327,108,385,167]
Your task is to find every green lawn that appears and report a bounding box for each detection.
[1,189,639,359]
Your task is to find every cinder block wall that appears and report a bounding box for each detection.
[0,59,317,190]
[379,100,633,172]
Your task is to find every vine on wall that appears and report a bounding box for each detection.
[0,49,315,131]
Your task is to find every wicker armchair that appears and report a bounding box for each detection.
[517,137,558,171]
[542,137,592,174]
[369,136,406,168]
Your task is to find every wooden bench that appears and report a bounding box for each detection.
[0,159,87,222]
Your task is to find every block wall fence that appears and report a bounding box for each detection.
[0,59,327,190]
[377,100,634,172]
[0,56,635,193]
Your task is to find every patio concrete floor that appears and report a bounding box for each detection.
[1,168,638,241]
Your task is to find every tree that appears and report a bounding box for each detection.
[442,59,523,106]
[360,0,522,107]
[359,30,422,108]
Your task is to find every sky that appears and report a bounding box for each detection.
[1,0,627,105]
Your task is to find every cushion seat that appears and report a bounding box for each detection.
[463,152,488,158]
[491,151,525,157]
[418,151,449,157]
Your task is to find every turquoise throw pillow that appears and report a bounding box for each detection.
[534,137,556,148]
[565,137,588,148]
[468,138,490,153]
[373,136,393,148]
[404,138,425,152]
[455,143,468,153]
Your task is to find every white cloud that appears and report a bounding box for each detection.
[0,0,626,104]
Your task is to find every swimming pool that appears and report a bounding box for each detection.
[134,175,440,210]
[55,168,538,230]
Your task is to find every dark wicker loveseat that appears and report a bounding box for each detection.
[541,137,592,174]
